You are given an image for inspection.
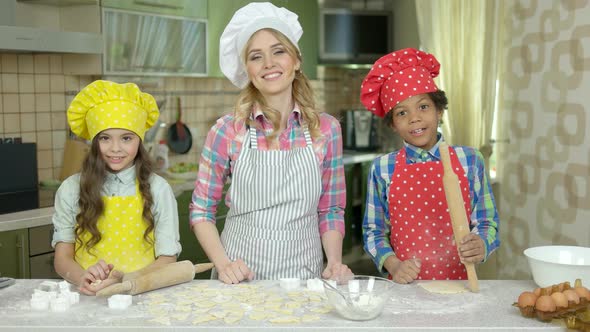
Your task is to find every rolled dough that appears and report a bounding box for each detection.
[418,281,468,294]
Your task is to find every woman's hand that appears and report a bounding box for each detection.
[458,234,485,263]
[216,258,254,284]
[385,256,421,284]
[78,259,120,295]
[322,261,353,281]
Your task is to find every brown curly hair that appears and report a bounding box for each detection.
[74,138,155,256]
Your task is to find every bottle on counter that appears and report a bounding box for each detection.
[154,140,170,172]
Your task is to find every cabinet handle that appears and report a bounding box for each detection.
[133,0,184,10]
[16,234,26,278]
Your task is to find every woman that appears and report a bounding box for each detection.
[190,2,351,284]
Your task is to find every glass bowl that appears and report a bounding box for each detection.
[324,275,394,321]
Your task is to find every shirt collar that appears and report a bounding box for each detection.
[404,132,444,162]
[251,103,302,126]
[105,164,136,185]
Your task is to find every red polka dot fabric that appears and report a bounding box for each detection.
[360,48,440,118]
[388,146,471,280]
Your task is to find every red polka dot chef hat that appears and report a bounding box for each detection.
[360,48,440,118]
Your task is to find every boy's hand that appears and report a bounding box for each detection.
[385,256,421,284]
[458,234,485,263]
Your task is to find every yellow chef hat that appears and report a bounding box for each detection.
[67,80,159,140]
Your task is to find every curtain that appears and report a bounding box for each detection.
[414,0,507,161]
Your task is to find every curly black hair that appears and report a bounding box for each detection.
[384,90,448,127]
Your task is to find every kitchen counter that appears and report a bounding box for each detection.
[0,279,569,331]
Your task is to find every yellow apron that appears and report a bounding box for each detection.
[76,182,155,273]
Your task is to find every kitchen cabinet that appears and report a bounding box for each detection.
[0,229,30,278]
[28,224,60,279]
[176,189,227,279]
[206,0,318,80]
[102,8,207,76]
[101,0,207,19]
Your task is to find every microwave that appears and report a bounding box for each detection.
[342,110,380,151]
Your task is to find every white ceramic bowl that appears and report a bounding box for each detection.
[524,245,590,287]
[324,275,394,321]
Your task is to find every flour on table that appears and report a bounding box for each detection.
[418,281,468,294]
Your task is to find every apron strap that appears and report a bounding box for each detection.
[248,126,257,149]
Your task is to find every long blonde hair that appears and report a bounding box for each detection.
[233,28,321,140]
[75,138,155,255]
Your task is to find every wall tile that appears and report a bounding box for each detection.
[65,75,80,91]
[35,74,50,93]
[36,131,53,150]
[3,113,20,133]
[1,54,17,73]
[50,74,65,93]
[0,95,3,113]
[38,168,53,182]
[53,148,63,168]
[18,55,34,74]
[2,73,19,93]
[50,93,65,112]
[51,112,66,130]
[18,73,35,93]
[3,94,19,113]
[20,113,36,132]
[35,94,51,112]
[52,130,66,149]
[19,94,35,113]
[33,112,50,132]
[49,55,62,74]
[21,132,36,143]
[34,54,50,74]
[0,115,3,134]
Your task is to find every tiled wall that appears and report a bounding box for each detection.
[1,53,380,183]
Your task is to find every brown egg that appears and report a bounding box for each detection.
[573,286,590,301]
[535,295,556,312]
[563,289,580,305]
[550,292,568,309]
[517,291,537,308]
[533,287,541,297]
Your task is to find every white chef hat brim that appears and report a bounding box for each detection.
[219,2,303,89]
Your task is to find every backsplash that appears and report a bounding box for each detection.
[0,53,382,182]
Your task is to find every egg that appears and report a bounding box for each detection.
[562,289,580,305]
[550,292,568,309]
[535,295,556,312]
[573,286,590,301]
[533,287,541,297]
[517,291,537,308]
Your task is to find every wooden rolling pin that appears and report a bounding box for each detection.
[439,142,479,293]
[96,260,214,297]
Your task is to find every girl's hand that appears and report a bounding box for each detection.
[216,258,254,284]
[78,259,116,295]
[322,261,353,281]
[458,234,485,263]
[386,256,421,284]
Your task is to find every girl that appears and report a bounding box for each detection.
[190,2,351,284]
[360,49,500,284]
[52,80,181,295]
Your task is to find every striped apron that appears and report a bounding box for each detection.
[219,125,323,280]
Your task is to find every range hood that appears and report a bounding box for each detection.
[0,0,102,54]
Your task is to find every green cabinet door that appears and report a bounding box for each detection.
[0,229,30,278]
[176,189,228,279]
[102,0,207,18]
[208,0,318,79]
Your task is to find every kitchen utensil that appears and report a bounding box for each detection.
[323,275,395,321]
[524,245,590,287]
[166,97,192,154]
[144,99,167,143]
[440,142,479,292]
[303,266,353,307]
[96,261,214,297]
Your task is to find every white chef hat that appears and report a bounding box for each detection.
[219,2,303,88]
